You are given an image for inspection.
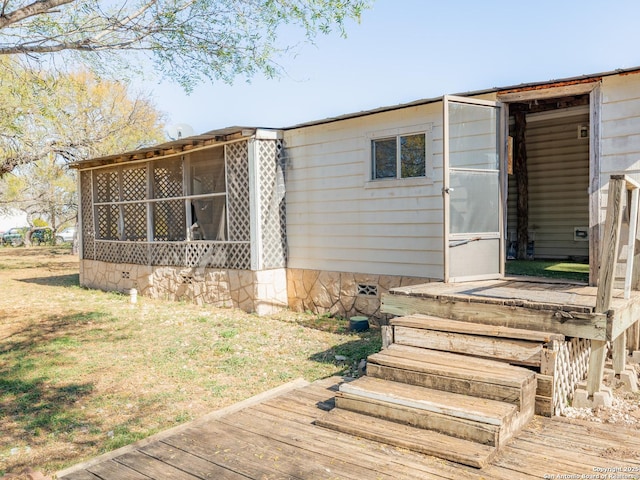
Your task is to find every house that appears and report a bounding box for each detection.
[72,66,640,320]
[70,67,640,462]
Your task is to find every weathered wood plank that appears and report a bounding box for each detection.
[339,377,516,426]
[316,408,497,469]
[230,404,463,480]
[58,471,101,480]
[613,330,628,374]
[534,396,553,417]
[596,176,625,314]
[393,325,543,366]
[140,442,248,479]
[624,186,639,298]
[587,339,608,396]
[535,374,554,398]
[366,363,525,406]
[373,344,535,385]
[391,314,565,342]
[381,324,393,348]
[163,423,302,480]
[382,293,607,340]
[87,460,151,480]
[335,392,501,447]
[114,450,201,480]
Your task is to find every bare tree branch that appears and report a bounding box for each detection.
[0,0,74,29]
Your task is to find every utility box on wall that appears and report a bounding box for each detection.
[574,227,589,242]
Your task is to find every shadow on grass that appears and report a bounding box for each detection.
[18,273,80,287]
[0,311,118,445]
[0,377,94,435]
[309,334,382,375]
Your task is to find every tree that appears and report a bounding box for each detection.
[1,154,77,235]
[0,0,369,91]
[0,64,166,236]
[0,58,165,174]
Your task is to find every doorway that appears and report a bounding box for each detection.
[505,94,591,281]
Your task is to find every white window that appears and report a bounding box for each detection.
[367,124,432,186]
[372,133,426,180]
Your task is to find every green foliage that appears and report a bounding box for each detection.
[506,260,589,282]
[0,62,166,223]
[0,0,371,92]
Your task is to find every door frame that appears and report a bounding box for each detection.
[443,95,507,283]
[496,81,601,285]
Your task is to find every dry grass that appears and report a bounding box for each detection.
[0,247,381,477]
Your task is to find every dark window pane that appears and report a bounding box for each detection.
[372,138,396,179]
[400,134,426,178]
[190,147,225,194]
[191,197,227,241]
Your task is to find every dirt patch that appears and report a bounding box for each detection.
[562,363,640,427]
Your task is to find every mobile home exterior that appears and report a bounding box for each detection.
[73,67,640,321]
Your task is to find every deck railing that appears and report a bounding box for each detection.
[588,174,640,396]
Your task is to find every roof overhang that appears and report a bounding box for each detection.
[70,127,280,170]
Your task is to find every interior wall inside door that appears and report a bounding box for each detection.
[506,100,590,262]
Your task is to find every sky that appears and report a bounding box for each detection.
[3,0,640,230]
[146,0,640,135]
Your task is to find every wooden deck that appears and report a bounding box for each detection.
[57,376,640,480]
[384,277,640,342]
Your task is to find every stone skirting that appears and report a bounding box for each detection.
[286,268,433,325]
[80,259,288,316]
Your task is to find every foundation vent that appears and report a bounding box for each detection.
[357,284,378,297]
[121,271,130,279]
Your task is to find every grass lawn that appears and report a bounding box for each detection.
[0,246,381,476]
[506,259,589,282]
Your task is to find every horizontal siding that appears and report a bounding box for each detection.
[284,100,445,278]
[599,75,640,229]
[507,110,589,259]
[601,75,640,176]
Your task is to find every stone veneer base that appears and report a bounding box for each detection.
[286,268,433,325]
[80,261,433,321]
[80,259,288,316]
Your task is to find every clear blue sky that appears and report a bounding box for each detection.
[148,0,640,135]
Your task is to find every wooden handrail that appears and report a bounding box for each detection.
[588,174,640,396]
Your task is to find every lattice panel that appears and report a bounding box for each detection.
[122,167,147,201]
[553,337,591,415]
[258,139,287,269]
[95,169,119,202]
[225,141,251,242]
[153,159,183,198]
[153,200,186,241]
[94,240,251,270]
[80,171,95,259]
[96,204,120,240]
[122,203,147,241]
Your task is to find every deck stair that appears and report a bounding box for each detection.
[316,313,556,468]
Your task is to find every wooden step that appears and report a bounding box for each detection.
[367,344,537,410]
[337,377,524,448]
[391,315,550,366]
[391,314,565,342]
[315,408,497,469]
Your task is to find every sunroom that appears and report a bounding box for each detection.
[73,127,288,314]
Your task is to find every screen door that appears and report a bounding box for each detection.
[443,95,504,282]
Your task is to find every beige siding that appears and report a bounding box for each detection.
[600,74,640,225]
[284,103,446,278]
[508,109,590,259]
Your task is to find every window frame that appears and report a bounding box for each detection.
[366,123,433,188]
[92,145,230,242]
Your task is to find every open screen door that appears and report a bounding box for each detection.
[443,95,504,282]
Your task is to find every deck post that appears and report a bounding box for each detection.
[613,331,627,375]
[588,176,626,397]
